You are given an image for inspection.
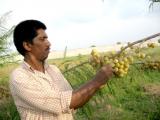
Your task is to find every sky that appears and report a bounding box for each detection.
[0,0,160,51]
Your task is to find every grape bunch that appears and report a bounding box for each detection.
[110,56,133,77]
[89,48,134,77]
[143,61,160,70]
[147,43,156,48]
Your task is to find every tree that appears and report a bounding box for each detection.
[150,0,160,2]
[149,0,160,8]
[0,12,15,65]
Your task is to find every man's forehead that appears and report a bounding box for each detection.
[36,29,48,37]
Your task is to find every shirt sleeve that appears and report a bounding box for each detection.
[10,68,73,115]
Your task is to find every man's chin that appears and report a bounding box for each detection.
[41,55,48,61]
[44,56,48,60]
[41,52,50,61]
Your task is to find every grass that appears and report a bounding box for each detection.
[0,98,20,120]
[0,47,160,120]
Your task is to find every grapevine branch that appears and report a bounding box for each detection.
[63,33,160,74]
[114,33,160,58]
[63,61,88,74]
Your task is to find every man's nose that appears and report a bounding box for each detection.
[46,40,51,47]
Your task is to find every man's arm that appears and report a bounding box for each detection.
[70,64,113,109]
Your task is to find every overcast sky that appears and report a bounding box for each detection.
[0,0,160,51]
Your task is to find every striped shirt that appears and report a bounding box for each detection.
[10,61,74,120]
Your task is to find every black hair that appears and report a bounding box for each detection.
[13,20,47,56]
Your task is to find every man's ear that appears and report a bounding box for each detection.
[23,41,32,51]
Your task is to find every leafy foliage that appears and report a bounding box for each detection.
[149,0,160,8]
[0,12,15,66]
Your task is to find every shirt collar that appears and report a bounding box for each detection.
[22,60,49,73]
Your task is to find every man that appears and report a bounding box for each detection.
[10,20,113,120]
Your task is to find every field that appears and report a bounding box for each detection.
[0,47,160,120]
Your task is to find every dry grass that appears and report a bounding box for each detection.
[143,83,160,97]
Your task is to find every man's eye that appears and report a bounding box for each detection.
[39,37,48,41]
[39,38,45,41]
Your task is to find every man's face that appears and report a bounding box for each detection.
[29,29,51,61]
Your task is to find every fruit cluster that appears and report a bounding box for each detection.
[89,40,159,77]
[89,48,134,77]
[147,43,156,48]
[143,61,160,70]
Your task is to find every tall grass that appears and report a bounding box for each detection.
[64,63,160,120]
